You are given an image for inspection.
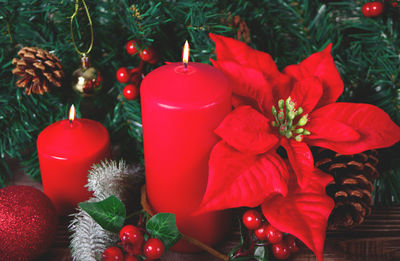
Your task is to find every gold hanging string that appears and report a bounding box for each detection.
[70,0,94,56]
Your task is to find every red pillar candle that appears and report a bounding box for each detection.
[37,105,110,215]
[141,42,232,252]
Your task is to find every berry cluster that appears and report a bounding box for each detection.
[102,225,165,261]
[116,40,159,100]
[240,209,300,260]
[362,2,384,17]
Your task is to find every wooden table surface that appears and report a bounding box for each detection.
[7,159,400,261]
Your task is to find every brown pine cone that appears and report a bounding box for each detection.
[12,47,64,95]
[314,148,379,229]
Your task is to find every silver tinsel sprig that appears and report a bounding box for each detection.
[69,159,144,261]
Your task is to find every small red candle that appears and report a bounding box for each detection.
[37,105,110,215]
[141,42,232,252]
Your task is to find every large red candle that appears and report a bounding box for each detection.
[141,42,232,252]
[37,105,110,215]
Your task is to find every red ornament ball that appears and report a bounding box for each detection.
[102,246,124,261]
[139,46,158,64]
[242,209,262,230]
[116,67,131,83]
[123,84,139,100]
[362,2,384,17]
[126,40,139,56]
[271,242,291,260]
[266,224,283,244]
[0,185,57,261]
[143,238,165,260]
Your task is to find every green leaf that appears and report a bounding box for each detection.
[254,246,270,261]
[79,196,126,233]
[146,213,182,250]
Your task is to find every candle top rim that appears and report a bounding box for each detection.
[37,118,110,157]
[140,62,231,108]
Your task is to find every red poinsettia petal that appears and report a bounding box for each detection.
[210,33,292,115]
[196,142,289,214]
[210,33,279,73]
[211,60,275,113]
[280,138,314,188]
[290,77,323,114]
[284,44,343,109]
[262,168,334,261]
[306,103,400,154]
[215,106,279,154]
[306,117,360,142]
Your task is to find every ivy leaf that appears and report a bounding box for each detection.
[146,213,182,250]
[79,195,126,233]
[254,246,270,261]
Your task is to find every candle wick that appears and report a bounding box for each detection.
[184,62,188,71]
[69,119,73,126]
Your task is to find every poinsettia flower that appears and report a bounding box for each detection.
[197,34,400,260]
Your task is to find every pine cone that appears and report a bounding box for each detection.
[12,47,64,95]
[314,148,379,229]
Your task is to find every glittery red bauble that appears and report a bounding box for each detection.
[0,185,58,261]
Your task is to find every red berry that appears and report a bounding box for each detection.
[254,222,268,241]
[120,225,144,255]
[102,246,124,261]
[139,47,158,64]
[266,224,283,244]
[272,242,290,260]
[124,255,139,261]
[120,225,144,246]
[116,67,130,83]
[126,40,139,56]
[143,238,165,260]
[286,235,299,253]
[370,1,384,17]
[123,84,139,100]
[362,2,384,17]
[242,209,262,230]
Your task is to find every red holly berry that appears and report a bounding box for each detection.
[242,209,262,230]
[143,238,165,260]
[123,84,139,100]
[271,242,290,260]
[362,2,384,17]
[124,254,139,261]
[265,224,283,244]
[370,1,384,16]
[139,46,158,64]
[285,235,300,253]
[102,246,124,261]
[254,222,268,241]
[126,40,139,56]
[116,67,130,83]
[120,225,144,246]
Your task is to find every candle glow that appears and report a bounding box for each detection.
[69,105,76,122]
[182,40,190,65]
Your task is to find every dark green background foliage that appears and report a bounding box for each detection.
[0,0,399,204]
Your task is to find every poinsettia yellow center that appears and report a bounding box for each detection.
[271,97,310,142]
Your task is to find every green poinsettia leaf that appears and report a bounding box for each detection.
[79,195,126,233]
[146,213,182,250]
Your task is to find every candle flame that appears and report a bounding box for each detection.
[69,105,75,122]
[182,40,190,65]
